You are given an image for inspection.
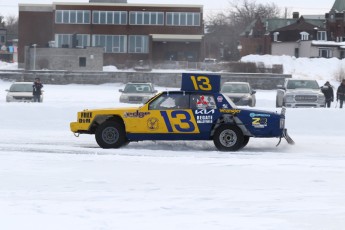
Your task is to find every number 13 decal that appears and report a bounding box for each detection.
[160,111,196,132]
[191,76,212,91]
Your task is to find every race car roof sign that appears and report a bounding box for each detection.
[181,73,221,93]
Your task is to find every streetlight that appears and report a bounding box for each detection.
[32,44,37,70]
[237,44,243,59]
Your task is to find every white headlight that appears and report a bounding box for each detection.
[285,94,294,102]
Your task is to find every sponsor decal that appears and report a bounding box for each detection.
[219,109,241,115]
[252,117,268,128]
[249,113,271,118]
[147,117,159,130]
[222,104,229,109]
[197,95,209,106]
[196,115,213,123]
[217,96,223,102]
[195,109,214,124]
[195,109,215,115]
[124,110,150,118]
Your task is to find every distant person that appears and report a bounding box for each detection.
[321,81,334,108]
[336,79,345,108]
[33,78,43,102]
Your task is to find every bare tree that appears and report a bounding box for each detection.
[4,15,18,41]
[204,0,281,61]
[229,0,280,29]
[0,15,5,27]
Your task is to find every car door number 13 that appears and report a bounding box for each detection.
[160,111,195,132]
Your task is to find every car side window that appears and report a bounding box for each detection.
[190,94,217,110]
[149,93,189,110]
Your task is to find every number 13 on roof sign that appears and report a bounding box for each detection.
[181,73,221,93]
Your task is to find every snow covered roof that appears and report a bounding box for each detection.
[312,40,345,47]
[332,0,345,12]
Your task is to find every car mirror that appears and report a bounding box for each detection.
[5,89,9,92]
[153,90,158,93]
[251,90,256,94]
[119,89,123,92]
[277,85,284,89]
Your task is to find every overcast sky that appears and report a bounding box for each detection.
[0,0,333,18]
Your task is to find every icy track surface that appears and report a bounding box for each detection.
[1,81,345,230]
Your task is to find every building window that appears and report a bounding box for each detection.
[79,57,86,67]
[129,12,164,25]
[0,35,5,43]
[273,32,279,42]
[166,12,200,26]
[92,35,127,53]
[300,32,309,41]
[317,31,327,41]
[55,34,90,48]
[92,11,127,25]
[55,10,90,24]
[128,35,149,53]
[319,48,332,58]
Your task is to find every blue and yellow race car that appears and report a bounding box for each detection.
[70,73,294,151]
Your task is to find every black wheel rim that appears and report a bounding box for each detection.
[102,127,119,144]
[219,129,237,147]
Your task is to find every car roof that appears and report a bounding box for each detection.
[12,82,33,85]
[126,82,152,85]
[287,79,316,81]
[223,82,250,85]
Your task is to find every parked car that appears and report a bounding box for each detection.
[119,82,158,104]
[276,79,325,108]
[203,58,217,63]
[6,82,43,102]
[220,82,256,107]
[70,73,294,151]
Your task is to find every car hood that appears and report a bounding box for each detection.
[79,106,147,117]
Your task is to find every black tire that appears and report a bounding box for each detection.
[240,136,250,149]
[213,125,244,151]
[95,120,126,149]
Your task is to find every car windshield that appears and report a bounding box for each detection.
[221,84,250,93]
[287,80,319,90]
[124,84,152,93]
[9,84,32,92]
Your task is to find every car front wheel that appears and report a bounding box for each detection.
[95,120,126,148]
[213,125,244,151]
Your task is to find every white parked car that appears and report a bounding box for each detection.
[6,82,43,102]
[220,82,256,107]
[276,79,325,108]
[119,82,158,104]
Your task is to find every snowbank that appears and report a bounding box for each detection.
[0,61,18,70]
[3,55,345,83]
[241,54,345,81]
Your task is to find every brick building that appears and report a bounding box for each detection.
[18,0,204,69]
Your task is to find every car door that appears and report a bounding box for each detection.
[129,92,200,139]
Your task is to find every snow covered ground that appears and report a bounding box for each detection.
[1,78,345,230]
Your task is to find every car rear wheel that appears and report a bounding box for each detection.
[240,136,250,149]
[95,120,126,148]
[213,125,244,151]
